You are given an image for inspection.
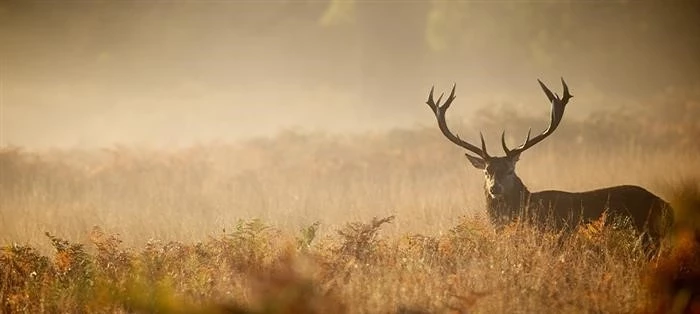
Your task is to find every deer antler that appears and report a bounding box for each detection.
[501,78,573,157]
[426,85,490,159]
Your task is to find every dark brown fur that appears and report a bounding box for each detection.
[485,176,674,247]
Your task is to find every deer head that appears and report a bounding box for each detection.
[425,78,573,200]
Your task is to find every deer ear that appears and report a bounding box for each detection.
[465,153,486,169]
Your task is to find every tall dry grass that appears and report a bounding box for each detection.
[2,97,700,312]
[2,128,698,251]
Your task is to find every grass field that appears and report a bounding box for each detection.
[2,118,700,312]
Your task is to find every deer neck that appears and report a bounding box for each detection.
[485,175,530,226]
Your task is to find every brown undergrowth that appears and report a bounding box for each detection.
[3,196,698,314]
[644,182,700,314]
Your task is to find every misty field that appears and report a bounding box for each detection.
[5,1,700,312]
[2,107,700,313]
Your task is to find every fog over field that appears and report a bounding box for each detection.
[2,1,699,148]
[2,2,700,312]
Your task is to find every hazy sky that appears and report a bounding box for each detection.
[2,1,699,148]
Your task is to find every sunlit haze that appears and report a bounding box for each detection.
[2,1,699,148]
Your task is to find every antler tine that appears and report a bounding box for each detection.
[503,78,572,157]
[501,128,532,156]
[426,86,437,111]
[538,79,557,103]
[479,132,491,159]
[443,83,457,110]
[436,92,445,107]
[560,77,573,101]
[524,128,531,144]
[425,85,488,159]
[501,131,509,155]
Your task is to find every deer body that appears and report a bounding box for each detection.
[424,78,674,249]
[485,181,671,242]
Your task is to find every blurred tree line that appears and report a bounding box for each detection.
[3,0,698,147]
[318,0,700,97]
[5,0,697,105]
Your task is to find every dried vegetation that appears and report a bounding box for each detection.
[2,95,700,313]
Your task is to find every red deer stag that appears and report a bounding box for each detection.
[425,78,673,249]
